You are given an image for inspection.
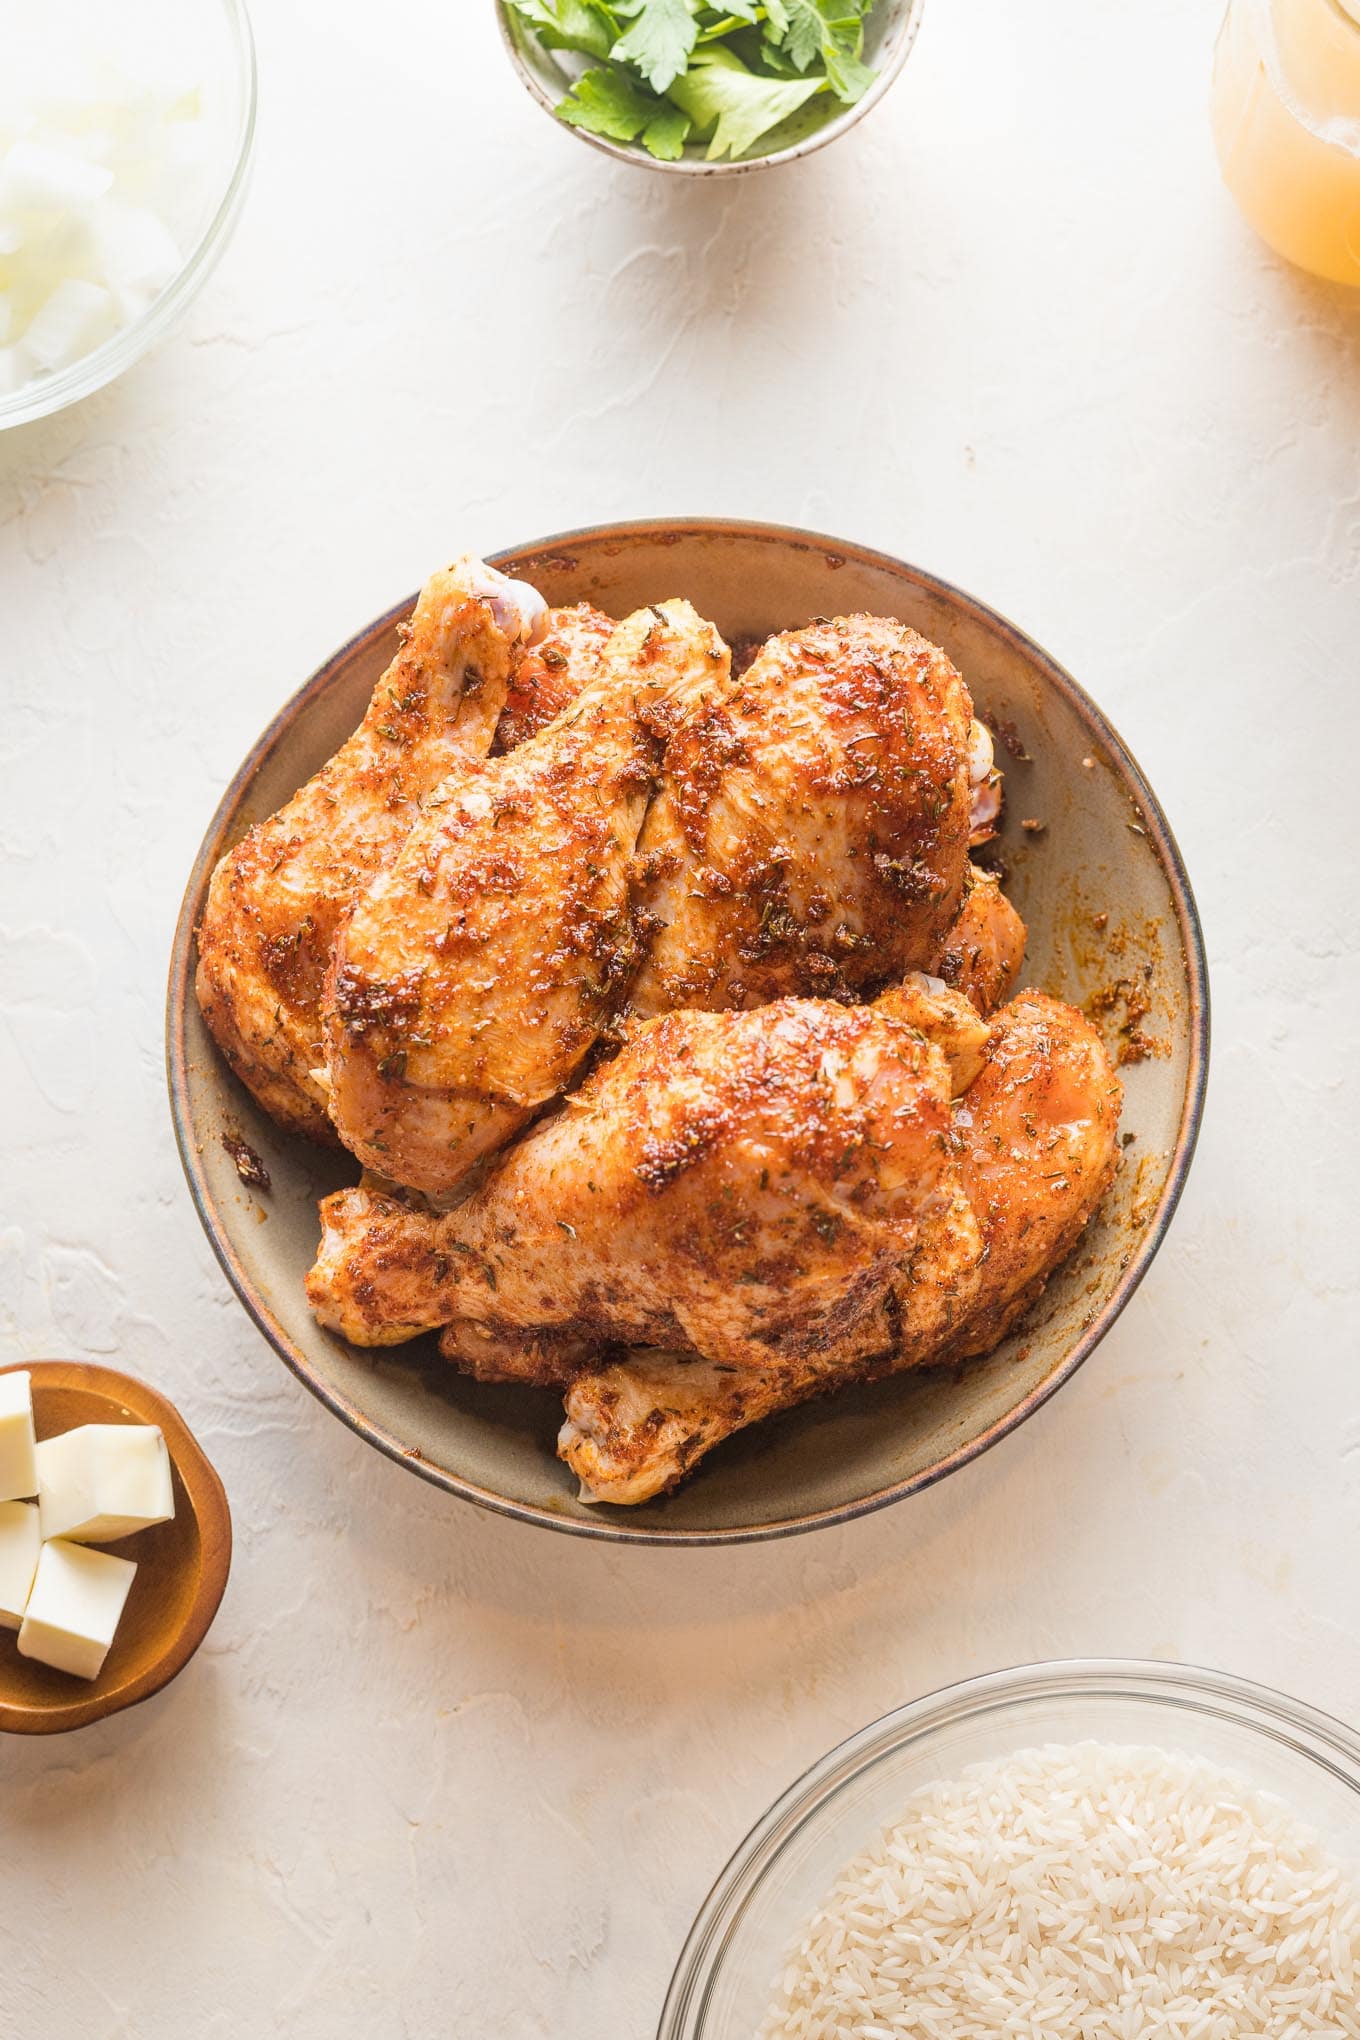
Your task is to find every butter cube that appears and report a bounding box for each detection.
[0,1500,40,1628]
[36,1424,175,1543]
[18,1538,136,1680]
[0,1370,37,1502]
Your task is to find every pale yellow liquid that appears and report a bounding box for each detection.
[1212,0,1360,284]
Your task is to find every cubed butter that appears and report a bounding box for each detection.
[0,1499,41,1628]
[36,1423,175,1543]
[18,1538,137,1680]
[0,1369,38,1502]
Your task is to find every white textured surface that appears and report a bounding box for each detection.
[2,0,1358,2033]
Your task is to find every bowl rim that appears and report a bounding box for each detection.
[0,0,258,431]
[494,0,926,177]
[658,1656,1360,2039]
[0,1358,233,1735]
[165,516,1210,1548]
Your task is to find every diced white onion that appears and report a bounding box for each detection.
[0,1,218,405]
[0,139,113,213]
[24,277,114,370]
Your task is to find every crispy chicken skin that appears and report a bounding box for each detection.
[558,990,1121,1502]
[933,862,1027,1016]
[494,602,613,752]
[322,601,730,1194]
[194,558,547,1141]
[307,997,955,1375]
[627,616,977,1016]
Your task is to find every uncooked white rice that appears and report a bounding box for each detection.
[759,1742,1360,2038]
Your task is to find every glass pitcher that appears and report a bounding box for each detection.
[1212,0,1360,284]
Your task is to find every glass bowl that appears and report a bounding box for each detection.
[659,1658,1360,2038]
[496,0,925,177]
[0,0,256,431]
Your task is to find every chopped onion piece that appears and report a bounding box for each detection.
[0,139,113,213]
[0,0,222,407]
[24,277,114,370]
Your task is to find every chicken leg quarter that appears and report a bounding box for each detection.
[559,990,1122,1501]
[322,599,731,1194]
[194,555,547,1141]
[307,996,956,1376]
[628,615,980,1016]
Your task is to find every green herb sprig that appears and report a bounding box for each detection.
[505,0,879,163]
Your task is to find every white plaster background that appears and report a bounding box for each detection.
[2,0,1358,2032]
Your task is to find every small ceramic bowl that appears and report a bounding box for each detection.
[659,1660,1360,2038]
[0,0,256,431]
[167,519,1209,1546]
[496,0,924,176]
[0,1360,231,1734]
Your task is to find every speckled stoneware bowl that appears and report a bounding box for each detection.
[167,520,1208,1546]
[496,0,924,176]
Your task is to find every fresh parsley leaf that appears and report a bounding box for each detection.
[610,0,699,92]
[666,45,824,159]
[697,11,758,38]
[700,1,763,24]
[642,103,694,157]
[821,38,874,102]
[557,63,663,140]
[779,0,824,70]
[556,62,695,157]
[506,0,618,61]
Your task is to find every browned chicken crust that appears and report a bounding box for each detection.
[558,990,1121,1501]
[194,559,547,1141]
[307,996,955,1377]
[628,615,976,1016]
[322,599,731,1194]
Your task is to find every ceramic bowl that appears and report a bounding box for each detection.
[496,0,924,176]
[0,1360,231,1733]
[658,1660,1360,2038]
[167,518,1208,1546]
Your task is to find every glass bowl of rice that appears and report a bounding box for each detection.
[0,0,255,430]
[659,1659,1360,2038]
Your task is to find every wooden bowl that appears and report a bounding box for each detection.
[167,520,1208,1546]
[0,1361,231,1734]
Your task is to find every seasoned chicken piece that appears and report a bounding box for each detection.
[495,602,613,751]
[943,989,1122,1357]
[323,601,730,1194]
[307,997,955,1374]
[194,557,547,1141]
[627,616,979,1016]
[874,974,993,1096]
[559,1178,988,1504]
[305,979,989,1355]
[932,862,1026,1015]
[559,991,1121,1502]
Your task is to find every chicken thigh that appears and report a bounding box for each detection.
[558,990,1121,1501]
[627,616,982,1017]
[194,557,547,1141]
[307,996,955,1375]
[322,600,730,1193]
